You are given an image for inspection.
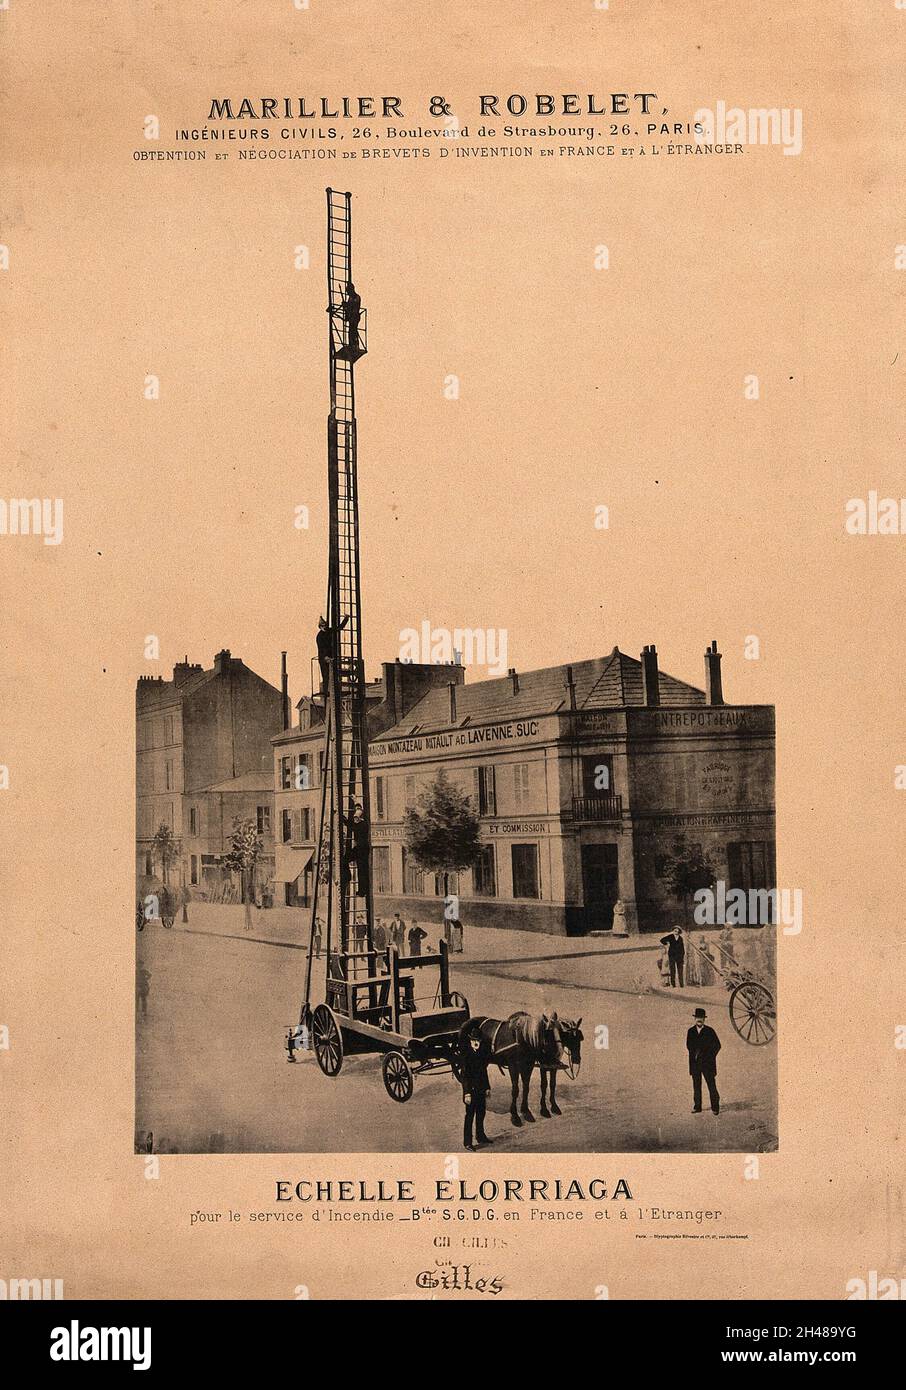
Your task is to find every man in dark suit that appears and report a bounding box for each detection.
[342,803,370,898]
[660,926,685,987]
[459,1033,493,1150]
[687,1007,721,1114]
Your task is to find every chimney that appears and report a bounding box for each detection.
[173,656,203,687]
[213,648,231,675]
[565,665,577,711]
[448,682,457,724]
[508,667,519,695]
[281,651,290,730]
[641,645,660,707]
[704,640,724,705]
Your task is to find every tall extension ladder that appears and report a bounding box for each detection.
[300,189,374,1032]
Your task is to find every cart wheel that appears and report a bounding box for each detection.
[729,982,776,1045]
[382,1050,414,1103]
[449,990,469,1015]
[312,1004,344,1076]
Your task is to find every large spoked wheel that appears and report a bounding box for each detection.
[729,981,776,1045]
[382,1050,414,1103]
[312,1004,344,1076]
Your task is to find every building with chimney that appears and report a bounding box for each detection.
[136,650,284,892]
[273,643,775,934]
[272,659,464,907]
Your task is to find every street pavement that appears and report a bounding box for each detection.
[135,904,777,1155]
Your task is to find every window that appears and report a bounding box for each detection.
[373,845,391,894]
[257,805,271,834]
[582,754,613,797]
[190,855,198,885]
[402,847,424,895]
[513,762,531,811]
[303,808,313,841]
[727,842,775,894]
[165,758,173,792]
[373,775,387,821]
[405,775,417,809]
[189,806,197,836]
[474,764,496,816]
[511,843,540,899]
[144,852,153,876]
[282,809,292,844]
[279,756,293,790]
[433,871,459,897]
[163,714,174,745]
[473,844,496,896]
[294,753,314,790]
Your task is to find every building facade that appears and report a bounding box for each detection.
[183,772,276,903]
[136,649,284,890]
[272,660,464,907]
[272,644,775,935]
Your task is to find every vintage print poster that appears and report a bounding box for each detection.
[0,0,902,1339]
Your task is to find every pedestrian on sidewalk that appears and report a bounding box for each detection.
[687,1007,721,1115]
[660,925,686,988]
[136,963,151,1020]
[311,917,323,960]
[390,913,405,951]
[407,923,427,957]
[458,1032,493,1151]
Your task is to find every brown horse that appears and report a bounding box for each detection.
[463,1013,583,1126]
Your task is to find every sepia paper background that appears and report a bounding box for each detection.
[1,0,903,1298]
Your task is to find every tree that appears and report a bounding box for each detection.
[151,823,181,886]
[662,835,716,926]
[404,771,483,898]
[221,817,263,925]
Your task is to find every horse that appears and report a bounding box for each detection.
[463,1013,583,1126]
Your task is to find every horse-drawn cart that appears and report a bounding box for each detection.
[290,938,471,1103]
[687,935,776,1045]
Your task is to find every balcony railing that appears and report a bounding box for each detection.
[572,794,623,822]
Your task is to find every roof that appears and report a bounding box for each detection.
[374,648,705,741]
[136,654,280,712]
[202,771,274,794]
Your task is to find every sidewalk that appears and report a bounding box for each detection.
[162,906,763,1003]
[172,901,659,961]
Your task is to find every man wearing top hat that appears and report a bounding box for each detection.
[686,1007,721,1114]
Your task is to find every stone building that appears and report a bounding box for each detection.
[136,649,284,889]
[272,643,775,935]
[183,771,276,903]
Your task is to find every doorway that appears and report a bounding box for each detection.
[581,843,619,931]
